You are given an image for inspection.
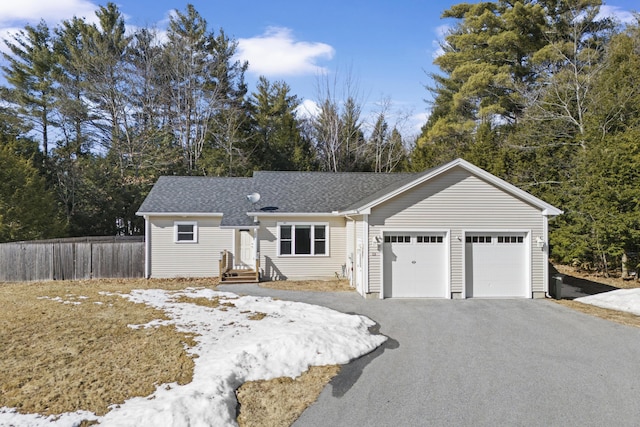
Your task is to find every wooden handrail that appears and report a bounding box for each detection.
[219,250,231,276]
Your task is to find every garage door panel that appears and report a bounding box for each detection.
[384,233,447,298]
[465,233,527,298]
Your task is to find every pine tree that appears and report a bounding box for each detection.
[2,21,57,157]
[248,76,315,171]
[0,139,65,242]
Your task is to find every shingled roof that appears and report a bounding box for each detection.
[137,170,421,226]
[136,159,564,226]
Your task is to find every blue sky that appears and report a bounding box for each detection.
[1,0,638,137]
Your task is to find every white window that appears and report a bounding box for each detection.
[174,221,198,243]
[278,223,328,256]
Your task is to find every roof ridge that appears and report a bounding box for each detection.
[158,175,253,180]
[253,170,419,176]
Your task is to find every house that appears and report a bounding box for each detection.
[136,158,563,299]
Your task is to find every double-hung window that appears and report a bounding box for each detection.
[278,223,328,256]
[174,221,198,243]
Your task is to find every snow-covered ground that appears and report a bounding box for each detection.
[0,288,387,427]
[575,287,640,316]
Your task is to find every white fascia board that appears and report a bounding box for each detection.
[246,212,339,217]
[542,207,564,217]
[334,208,371,215]
[136,212,224,218]
[355,158,563,216]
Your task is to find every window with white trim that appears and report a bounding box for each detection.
[174,221,198,243]
[278,223,328,256]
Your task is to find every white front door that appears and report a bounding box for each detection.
[383,232,447,298]
[238,230,254,268]
[465,233,528,298]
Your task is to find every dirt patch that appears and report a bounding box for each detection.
[236,365,340,427]
[0,278,215,417]
[259,279,354,293]
[247,312,268,320]
[171,294,236,309]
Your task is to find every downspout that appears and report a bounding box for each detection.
[144,216,151,279]
[253,216,260,279]
[363,214,370,296]
[344,215,356,288]
[543,214,550,298]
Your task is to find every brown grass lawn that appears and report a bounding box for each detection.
[259,278,354,293]
[0,277,346,426]
[4,272,634,426]
[236,365,340,427]
[0,278,210,417]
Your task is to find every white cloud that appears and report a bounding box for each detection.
[409,111,429,136]
[431,24,451,60]
[435,24,451,39]
[0,27,22,42]
[237,27,335,77]
[0,0,101,55]
[295,98,321,119]
[0,0,98,27]
[598,5,637,25]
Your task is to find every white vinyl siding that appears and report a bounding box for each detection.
[368,167,545,297]
[149,217,232,278]
[259,216,346,280]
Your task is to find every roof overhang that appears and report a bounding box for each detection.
[542,208,564,217]
[246,212,340,217]
[136,212,224,218]
[343,158,563,216]
[333,209,371,216]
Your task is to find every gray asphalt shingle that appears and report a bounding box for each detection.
[137,171,424,226]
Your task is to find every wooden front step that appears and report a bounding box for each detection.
[221,269,259,283]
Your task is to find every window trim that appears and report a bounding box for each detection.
[174,221,198,243]
[277,222,329,257]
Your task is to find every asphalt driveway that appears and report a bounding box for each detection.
[218,284,640,426]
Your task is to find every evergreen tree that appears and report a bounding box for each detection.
[81,3,131,155]
[551,19,640,273]
[53,17,92,157]
[414,0,548,168]
[0,138,65,242]
[202,29,251,176]
[248,76,315,171]
[2,21,57,157]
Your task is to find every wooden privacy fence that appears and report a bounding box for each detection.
[0,236,144,282]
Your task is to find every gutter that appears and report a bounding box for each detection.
[136,212,224,218]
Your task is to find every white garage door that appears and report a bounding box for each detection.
[465,233,528,298]
[383,232,447,298]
